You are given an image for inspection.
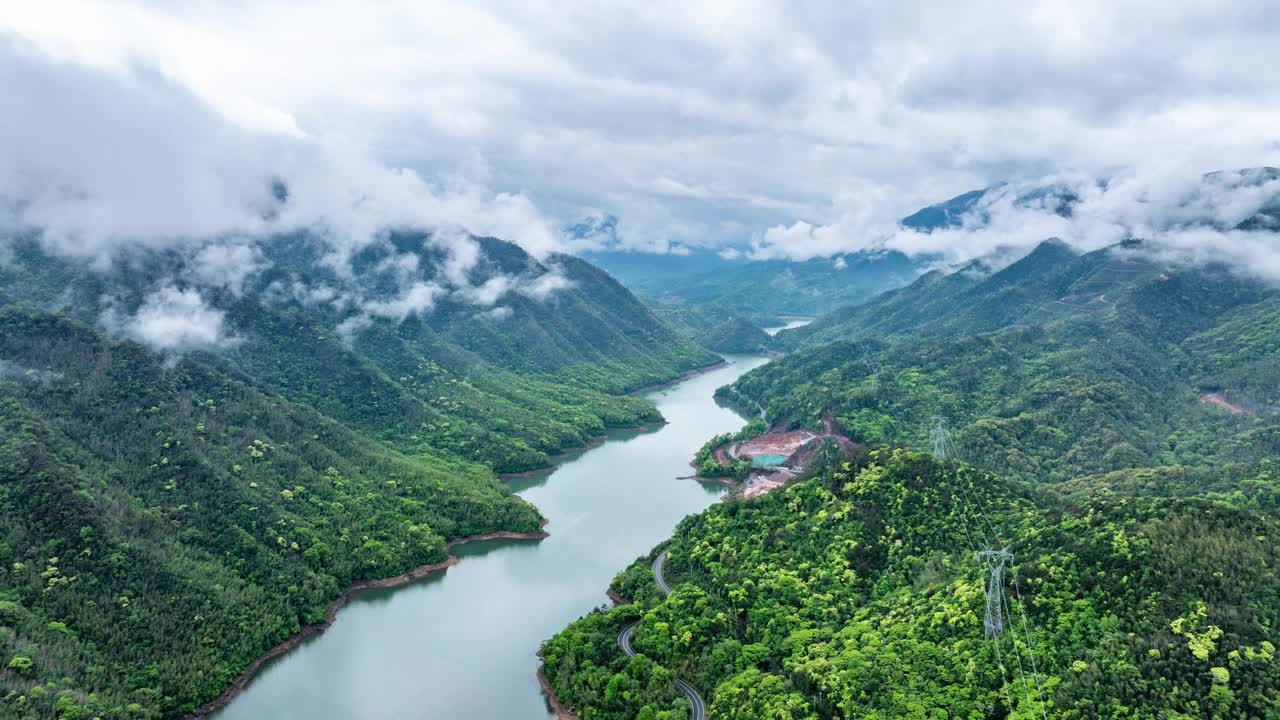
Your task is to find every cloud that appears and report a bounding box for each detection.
[518,270,574,301]
[104,285,237,353]
[0,36,561,276]
[361,282,445,321]
[0,360,63,385]
[754,165,1280,281]
[3,1,1280,269]
[457,275,515,306]
[189,241,269,295]
[478,305,513,321]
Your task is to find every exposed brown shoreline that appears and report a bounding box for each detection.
[678,472,740,489]
[187,522,550,719]
[192,356,735,719]
[538,588,634,720]
[537,665,581,720]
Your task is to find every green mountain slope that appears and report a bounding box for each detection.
[544,449,1280,719]
[0,232,717,718]
[583,249,919,322]
[698,318,772,354]
[730,244,1280,483]
[774,238,1166,349]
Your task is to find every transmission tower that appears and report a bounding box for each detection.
[977,549,1013,638]
[855,336,882,392]
[930,416,949,459]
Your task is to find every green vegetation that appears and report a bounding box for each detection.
[0,233,717,718]
[546,237,1280,719]
[544,449,1280,719]
[698,319,772,354]
[692,418,766,481]
[731,241,1280,483]
[585,249,918,322]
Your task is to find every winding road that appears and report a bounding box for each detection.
[617,551,706,720]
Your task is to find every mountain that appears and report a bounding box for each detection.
[543,449,1280,719]
[774,238,1138,349]
[540,169,1280,720]
[0,232,717,718]
[582,249,919,322]
[900,182,1082,231]
[697,318,772,354]
[724,241,1280,483]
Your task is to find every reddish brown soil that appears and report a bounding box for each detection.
[1201,392,1253,416]
[742,469,797,499]
[538,665,581,720]
[737,429,819,459]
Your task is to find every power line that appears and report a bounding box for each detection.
[1012,564,1050,720]
[932,416,1049,717]
[978,549,1013,638]
[1000,580,1038,716]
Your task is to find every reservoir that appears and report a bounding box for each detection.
[212,353,773,719]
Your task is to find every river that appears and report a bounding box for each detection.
[212,352,774,719]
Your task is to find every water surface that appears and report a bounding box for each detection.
[214,354,770,720]
[764,318,813,336]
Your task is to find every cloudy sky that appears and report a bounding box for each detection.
[3,0,1280,265]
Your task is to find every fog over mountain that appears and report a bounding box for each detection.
[4,2,1280,287]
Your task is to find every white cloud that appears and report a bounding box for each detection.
[189,241,269,295]
[361,282,445,321]
[458,275,515,306]
[754,166,1280,281]
[518,270,574,301]
[479,305,513,321]
[2,1,1280,266]
[106,285,236,352]
[0,36,561,275]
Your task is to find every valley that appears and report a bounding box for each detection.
[208,354,771,720]
[5,10,1280,720]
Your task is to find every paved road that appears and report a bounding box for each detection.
[616,552,706,720]
[652,552,673,594]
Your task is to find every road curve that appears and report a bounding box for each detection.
[653,552,673,594]
[617,552,706,720]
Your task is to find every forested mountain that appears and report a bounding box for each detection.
[544,449,1280,719]
[697,318,772,354]
[542,225,1280,719]
[582,249,918,323]
[773,238,1152,349]
[727,241,1280,482]
[0,233,716,718]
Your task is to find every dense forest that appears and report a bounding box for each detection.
[0,233,717,718]
[725,241,1280,483]
[583,247,918,322]
[543,449,1280,719]
[697,319,773,355]
[544,231,1280,719]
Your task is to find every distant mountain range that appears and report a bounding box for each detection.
[580,167,1280,325]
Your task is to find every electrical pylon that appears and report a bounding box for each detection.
[930,416,949,459]
[977,549,1013,638]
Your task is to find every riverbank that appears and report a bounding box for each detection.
[625,357,729,397]
[209,353,772,719]
[537,664,581,720]
[500,420,668,480]
[197,359,724,718]
[188,522,551,719]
